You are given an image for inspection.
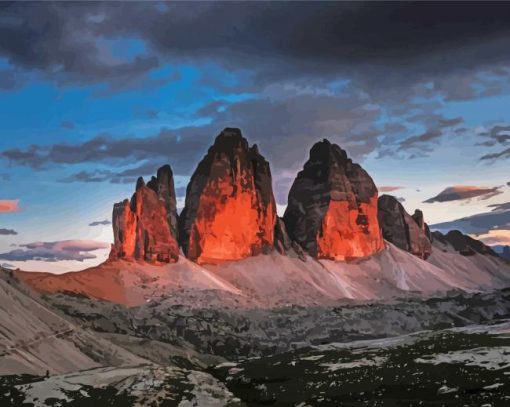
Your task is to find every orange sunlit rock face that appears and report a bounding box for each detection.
[112,199,137,258]
[111,165,179,263]
[284,139,384,260]
[179,128,276,264]
[317,197,383,261]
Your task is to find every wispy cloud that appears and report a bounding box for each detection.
[424,186,503,203]
[0,228,17,235]
[0,240,110,262]
[379,186,405,193]
[89,219,111,227]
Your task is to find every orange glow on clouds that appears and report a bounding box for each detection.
[0,200,20,212]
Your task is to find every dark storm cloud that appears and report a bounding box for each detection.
[398,115,462,151]
[0,2,159,89]
[0,228,17,235]
[1,2,509,172]
[198,92,383,169]
[59,169,112,183]
[2,2,510,96]
[424,185,503,204]
[0,240,109,262]
[2,89,384,177]
[59,161,170,184]
[478,124,510,161]
[2,128,212,175]
[399,129,443,151]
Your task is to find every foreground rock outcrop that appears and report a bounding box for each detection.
[111,165,179,263]
[378,195,432,259]
[283,139,384,260]
[179,128,276,264]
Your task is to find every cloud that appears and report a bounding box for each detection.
[0,200,20,212]
[1,89,384,177]
[0,228,17,235]
[475,230,510,246]
[1,263,15,269]
[60,121,75,129]
[478,124,510,161]
[2,2,510,101]
[0,3,159,90]
[430,207,510,235]
[397,197,406,203]
[424,186,503,203]
[195,91,383,169]
[0,240,110,262]
[488,202,510,212]
[175,186,187,197]
[89,219,111,227]
[58,161,171,184]
[0,173,11,181]
[480,147,510,162]
[479,124,510,145]
[379,186,405,193]
[2,129,210,175]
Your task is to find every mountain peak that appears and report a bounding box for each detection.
[179,129,276,264]
[284,140,383,260]
[111,166,179,263]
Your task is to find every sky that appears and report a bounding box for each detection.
[0,1,509,272]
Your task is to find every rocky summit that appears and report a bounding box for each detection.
[111,165,179,263]
[378,194,432,259]
[283,139,384,260]
[179,128,277,264]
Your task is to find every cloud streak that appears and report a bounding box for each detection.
[0,240,110,262]
[89,220,111,227]
[424,186,503,203]
[379,186,405,193]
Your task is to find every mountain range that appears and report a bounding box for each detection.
[13,128,510,307]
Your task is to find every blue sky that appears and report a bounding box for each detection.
[0,2,509,272]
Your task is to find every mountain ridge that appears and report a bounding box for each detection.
[13,128,510,306]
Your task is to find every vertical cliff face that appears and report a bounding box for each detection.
[146,164,179,240]
[412,209,433,242]
[111,166,179,263]
[284,139,384,260]
[179,128,277,264]
[111,199,137,259]
[378,195,432,259]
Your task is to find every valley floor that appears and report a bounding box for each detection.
[3,286,510,406]
[3,320,510,406]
